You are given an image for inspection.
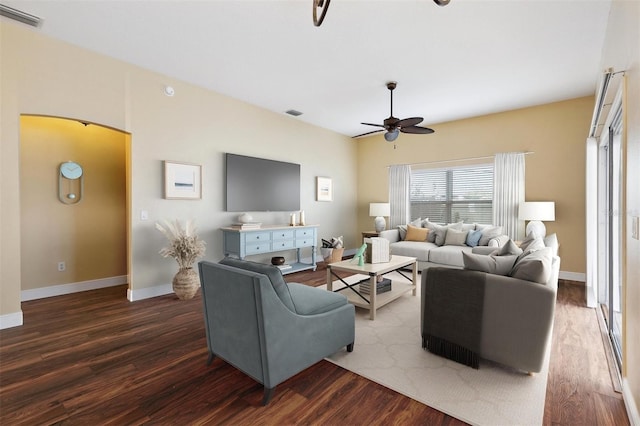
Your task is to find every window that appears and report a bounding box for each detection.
[410,164,493,224]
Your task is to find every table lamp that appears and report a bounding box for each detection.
[519,201,555,238]
[369,203,391,233]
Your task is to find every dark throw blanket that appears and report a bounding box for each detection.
[422,268,486,369]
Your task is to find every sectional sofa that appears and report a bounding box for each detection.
[379,219,510,271]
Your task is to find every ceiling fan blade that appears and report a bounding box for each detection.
[352,129,384,138]
[396,117,424,128]
[400,126,435,135]
[361,122,385,128]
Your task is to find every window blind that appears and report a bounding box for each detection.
[410,164,493,224]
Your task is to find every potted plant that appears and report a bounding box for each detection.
[156,219,206,300]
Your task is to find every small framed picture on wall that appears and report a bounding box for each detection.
[164,161,202,200]
[316,176,332,202]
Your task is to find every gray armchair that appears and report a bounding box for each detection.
[198,257,355,405]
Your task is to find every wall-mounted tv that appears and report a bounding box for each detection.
[225,153,301,212]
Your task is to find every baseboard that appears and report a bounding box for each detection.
[21,275,128,302]
[0,311,24,330]
[127,283,173,302]
[558,271,586,282]
[623,378,640,426]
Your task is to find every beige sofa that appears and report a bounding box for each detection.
[379,220,509,271]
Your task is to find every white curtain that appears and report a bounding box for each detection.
[388,165,412,228]
[493,153,525,239]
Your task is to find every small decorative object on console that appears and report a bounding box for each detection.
[271,256,286,265]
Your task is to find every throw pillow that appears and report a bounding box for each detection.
[519,233,544,252]
[398,217,422,240]
[444,228,468,246]
[462,252,518,276]
[425,221,463,245]
[544,233,560,256]
[510,247,553,284]
[496,239,523,256]
[465,229,483,247]
[405,224,430,242]
[478,225,503,246]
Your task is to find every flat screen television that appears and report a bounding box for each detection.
[225,153,301,212]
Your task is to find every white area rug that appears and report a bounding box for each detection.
[324,272,550,426]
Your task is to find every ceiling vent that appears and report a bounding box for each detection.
[285,109,303,117]
[0,4,42,28]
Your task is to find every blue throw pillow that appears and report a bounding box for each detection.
[466,229,483,247]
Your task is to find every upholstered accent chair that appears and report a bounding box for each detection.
[198,258,355,405]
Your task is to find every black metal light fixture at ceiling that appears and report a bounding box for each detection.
[313,0,451,27]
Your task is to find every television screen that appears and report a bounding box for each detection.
[225,153,301,212]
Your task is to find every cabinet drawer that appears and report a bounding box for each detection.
[246,242,271,255]
[272,230,294,240]
[295,229,314,239]
[296,238,314,248]
[272,239,294,250]
[244,232,271,243]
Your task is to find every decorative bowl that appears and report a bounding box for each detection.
[271,256,285,265]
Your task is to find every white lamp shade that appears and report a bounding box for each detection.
[369,203,390,217]
[518,202,555,221]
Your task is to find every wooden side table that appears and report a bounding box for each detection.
[362,231,379,240]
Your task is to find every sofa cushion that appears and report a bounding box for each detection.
[444,228,468,246]
[405,224,430,242]
[286,282,348,315]
[519,234,545,252]
[425,221,463,246]
[544,233,559,256]
[466,229,483,247]
[428,245,473,267]
[398,217,423,240]
[462,252,518,276]
[496,239,523,256]
[478,225,503,246]
[389,241,434,262]
[220,257,296,312]
[509,247,553,284]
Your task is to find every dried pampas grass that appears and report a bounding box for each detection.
[156,219,206,270]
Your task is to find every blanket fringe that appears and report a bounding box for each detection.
[423,334,479,369]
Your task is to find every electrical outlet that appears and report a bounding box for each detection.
[58,261,66,272]
[140,210,149,221]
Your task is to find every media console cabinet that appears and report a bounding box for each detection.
[221,224,318,274]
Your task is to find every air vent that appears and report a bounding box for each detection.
[0,4,42,28]
[285,109,303,117]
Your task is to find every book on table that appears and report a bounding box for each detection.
[230,222,262,229]
[359,278,392,294]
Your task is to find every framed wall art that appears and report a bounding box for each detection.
[164,161,202,200]
[316,176,332,202]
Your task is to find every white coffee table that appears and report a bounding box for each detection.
[326,255,417,320]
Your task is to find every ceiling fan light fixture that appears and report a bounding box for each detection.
[384,129,399,142]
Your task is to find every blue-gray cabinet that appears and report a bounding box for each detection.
[221,225,318,274]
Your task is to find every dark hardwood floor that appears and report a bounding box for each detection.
[0,263,629,425]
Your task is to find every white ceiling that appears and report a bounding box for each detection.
[3,0,612,137]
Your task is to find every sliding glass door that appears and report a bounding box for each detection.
[598,98,623,370]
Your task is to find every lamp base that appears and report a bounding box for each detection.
[374,216,386,233]
[525,220,546,238]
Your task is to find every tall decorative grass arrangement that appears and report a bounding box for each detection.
[156,219,206,270]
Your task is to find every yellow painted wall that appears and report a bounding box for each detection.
[356,97,592,276]
[19,116,127,290]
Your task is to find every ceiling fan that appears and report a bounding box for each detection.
[353,82,435,142]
